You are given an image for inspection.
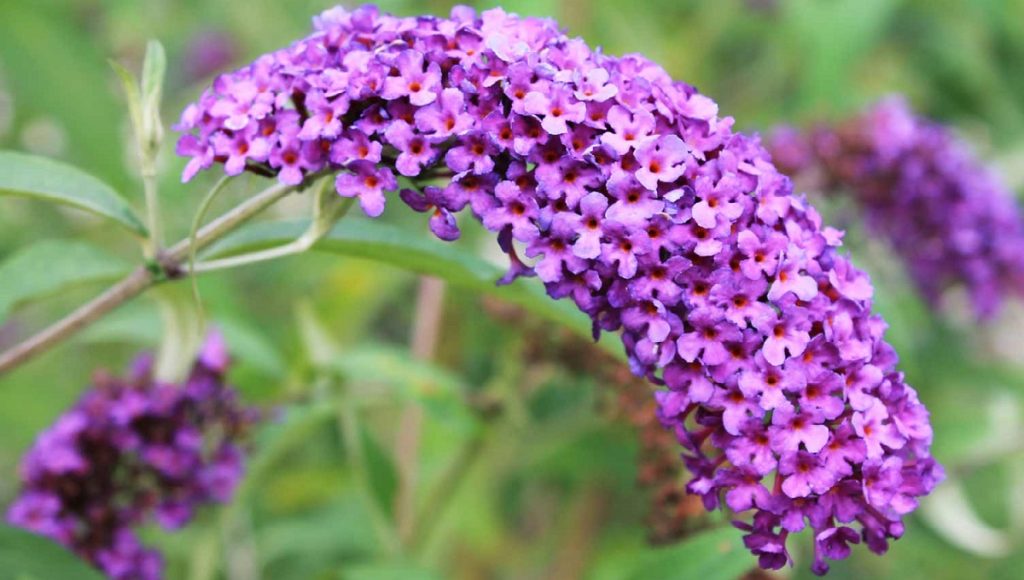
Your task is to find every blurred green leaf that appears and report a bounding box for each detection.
[153,286,205,383]
[139,40,166,158]
[259,499,379,566]
[0,151,146,235]
[238,403,338,507]
[340,562,442,580]
[141,41,166,113]
[295,299,341,368]
[79,300,162,345]
[0,239,131,322]
[0,524,104,580]
[222,405,349,578]
[109,60,144,151]
[217,316,287,377]
[783,0,898,113]
[328,344,477,430]
[0,5,129,190]
[360,424,399,521]
[209,218,624,360]
[77,299,286,377]
[621,526,752,580]
[296,300,477,428]
[921,479,1012,558]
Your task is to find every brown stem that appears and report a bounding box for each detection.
[394,276,446,544]
[0,268,154,375]
[544,487,611,580]
[0,181,297,376]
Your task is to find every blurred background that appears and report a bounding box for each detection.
[2,0,1024,578]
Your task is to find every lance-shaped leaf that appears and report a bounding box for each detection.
[111,40,166,164]
[0,151,147,235]
[591,526,752,580]
[140,40,166,156]
[209,219,625,360]
[0,524,105,580]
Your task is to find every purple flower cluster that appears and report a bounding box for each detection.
[176,6,941,573]
[6,332,258,580]
[770,97,1024,318]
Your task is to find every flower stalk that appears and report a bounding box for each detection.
[0,179,299,376]
[190,177,353,274]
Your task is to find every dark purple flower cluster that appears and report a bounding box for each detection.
[770,97,1024,318]
[176,6,942,573]
[6,332,258,580]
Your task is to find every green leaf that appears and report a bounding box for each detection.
[296,302,475,419]
[617,526,753,580]
[295,299,344,368]
[153,286,205,383]
[0,240,131,322]
[783,0,898,114]
[0,151,147,235]
[209,219,625,361]
[79,299,284,378]
[141,40,167,113]
[258,500,379,566]
[139,40,166,156]
[325,343,478,433]
[360,425,399,521]
[340,562,442,580]
[109,61,144,149]
[79,301,162,345]
[632,527,752,579]
[217,317,287,377]
[0,6,130,190]
[0,524,105,580]
[234,403,337,510]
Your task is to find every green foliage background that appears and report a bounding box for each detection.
[1,0,1024,578]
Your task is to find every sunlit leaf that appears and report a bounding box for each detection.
[0,151,147,235]
[0,524,104,580]
[0,239,131,322]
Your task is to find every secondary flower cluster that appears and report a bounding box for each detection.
[6,333,258,580]
[176,5,941,573]
[770,97,1024,318]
